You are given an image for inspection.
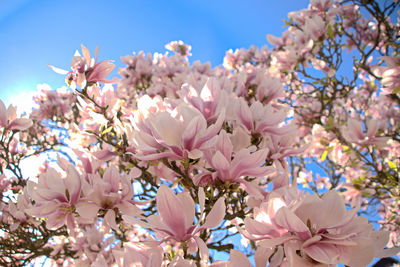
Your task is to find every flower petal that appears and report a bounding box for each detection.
[156,185,186,239]
[275,207,311,240]
[8,118,33,131]
[202,197,225,229]
[228,250,252,267]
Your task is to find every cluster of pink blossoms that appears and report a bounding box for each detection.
[0,0,399,266]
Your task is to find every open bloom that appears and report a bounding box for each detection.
[241,188,399,266]
[195,130,273,189]
[0,99,32,131]
[49,45,115,89]
[113,243,163,267]
[178,77,230,124]
[76,165,142,230]
[123,185,225,263]
[26,165,82,230]
[235,98,295,136]
[341,118,389,147]
[132,102,225,161]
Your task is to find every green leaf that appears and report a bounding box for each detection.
[282,19,291,27]
[388,160,397,170]
[392,86,400,94]
[321,150,328,162]
[361,191,372,197]
[102,126,113,135]
[327,24,334,38]
[124,163,135,170]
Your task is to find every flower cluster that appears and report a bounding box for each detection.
[0,0,399,266]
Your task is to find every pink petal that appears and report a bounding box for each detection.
[81,44,92,66]
[202,197,225,229]
[196,110,225,147]
[254,246,273,267]
[193,236,209,263]
[75,202,99,219]
[198,187,206,215]
[216,130,233,162]
[65,166,81,204]
[8,118,33,131]
[88,61,115,83]
[149,112,183,147]
[176,192,195,230]
[0,100,7,127]
[347,118,364,140]
[339,239,375,266]
[104,209,118,230]
[235,98,253,131]
[269,245,284,267]
[118,201,142,217]
[228,250,252,267]
[103,166,119,192]
[212,151,230,171]
[257,234,294,248]
[156,185,186,239]
[48,64,69,75]
[366,119,379,138]
[275,207,311,240]
[93,149,116,161]
[371,231,400,258]
[244,217,280,236]
[303,243,340,264]
[317,190,346,227]
[182,115,206,150]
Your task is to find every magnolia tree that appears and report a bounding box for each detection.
[1,0,400,266]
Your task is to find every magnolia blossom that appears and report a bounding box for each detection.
[132,101,225,160]
[241,187,399,266]
[71,226,117,266]
[341,118,389,147]
[165,40,192,56]
[113,243,163,267]
[76,165,142,230]
[8,188,31,231]
[0,100,32,131]
[375,55,400,94]
[49,45,115,89]
[123,185,226,263]
[195,130,273,188]
[235,98,295,136]
[26,165,82,230]
[178,77,229,123]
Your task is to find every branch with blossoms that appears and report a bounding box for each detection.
[0,0,399,266]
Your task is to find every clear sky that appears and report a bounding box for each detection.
[0,0,309,106]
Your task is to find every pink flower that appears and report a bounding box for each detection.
[123,185,226,263]
[165,40,192,56]
[178,77,229,124]
[26,165,82,230]
[195,130,273,187]
[76,165,142,230]
[132,102,224,161]
[8,188,31,231]
[113,243,163,267]
[0,99,32,131]
[341,118,389,147]
[235,98,295,136]
[375,56,400,94]
[242,188,400,266]
[304,15,326,40]
[49,45,115,89]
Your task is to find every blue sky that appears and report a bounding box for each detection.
[0,0,309,105]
